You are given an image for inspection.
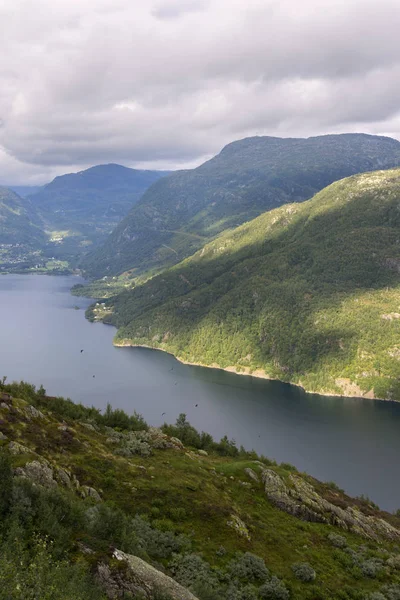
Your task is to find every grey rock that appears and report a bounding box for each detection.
[25,405,45,419]
[261,468,400,541]
[170,437,184,449]
[198,449,208,456]
[15,461,57,488]
[0,432,8,440]
[0,403,10,410]
[244,467,259,482]
[97,549,199,600]
[8,441,31,455]
[56,467,72,488]
[81,485,102,502]
[81,422,96,431]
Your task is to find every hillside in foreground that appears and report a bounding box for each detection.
[82,134,400,279]
[2,380,400,599]
[91,169,400,401]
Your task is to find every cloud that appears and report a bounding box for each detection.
[0,0,400,183]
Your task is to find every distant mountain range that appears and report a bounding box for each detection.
[94,168,400,401]
[26,164,170,253]
[82,133,400,278]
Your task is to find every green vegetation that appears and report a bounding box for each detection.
[1,379,400,599]
[82,133,400,279]
[92,168,400,400]
[0,187,46,247]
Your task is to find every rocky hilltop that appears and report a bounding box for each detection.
[1,380,400,599]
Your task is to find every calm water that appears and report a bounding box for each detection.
[0,274,399,511]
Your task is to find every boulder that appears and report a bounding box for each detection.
[81,485,102,502]
[97,549,199,600]
[25,405,45,420]
[8,441,31,455]
[244,467,259,482]
[170,437,184,449]
[227,514,251,540]
[56,467,72,488]
[15,460,57,488]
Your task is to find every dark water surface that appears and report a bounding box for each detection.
[1,274,399,511]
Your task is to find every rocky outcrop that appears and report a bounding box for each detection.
[97,549,199,600]
[227,514,251,540]
[24,405,46,420]
[244,468,259,482]
[15,460,57,488]
[261,469,400,542]
[8,441,31,455]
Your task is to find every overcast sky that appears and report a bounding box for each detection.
[1,0,400,184]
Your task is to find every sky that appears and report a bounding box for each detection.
[1,0,400,184]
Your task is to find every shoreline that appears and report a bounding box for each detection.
[114,340,385,403]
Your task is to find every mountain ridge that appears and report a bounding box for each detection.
[82,133,400,279]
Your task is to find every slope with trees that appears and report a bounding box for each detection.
[92,169,400,401]
[82,134,400,278]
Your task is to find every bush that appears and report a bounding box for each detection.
[291,563,316,582]
[381,585,400,600]
[259,576,290,599]
[132,516,190,559]
[360,559,384,578]
[228,552,269,583]
[328,533,348,548]
[169,553,219,591]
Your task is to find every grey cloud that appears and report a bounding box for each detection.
[152,0,210,20]
[0,0,400,184]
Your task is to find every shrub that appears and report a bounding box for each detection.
[381,585,400,600]
[328,533,348,548]
[228,552,269,583]
[291,563,316,582]
[169,553,218,589]
[168,507,187,521]
[259,576,290,599]
[360,559,384,578]
[132,516,190,559]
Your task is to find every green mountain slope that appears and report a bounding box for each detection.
[2,380,400,599]
[0,187,46,246]
[29,163,170,254]
[82,133,400,279]
[93,169,400,401]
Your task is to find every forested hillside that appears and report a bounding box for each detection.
[29,163,170,254]
[82,134,400,278]
[0,187,46,246]
[92,169,400,401]
[2,379,400,599]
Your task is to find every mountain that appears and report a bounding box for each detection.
[82,133,400,279]
[2,380,400,599]
[93,168,400,401]
[29,163,170,252]
[8,185,43,198]
[0,187,46,246]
